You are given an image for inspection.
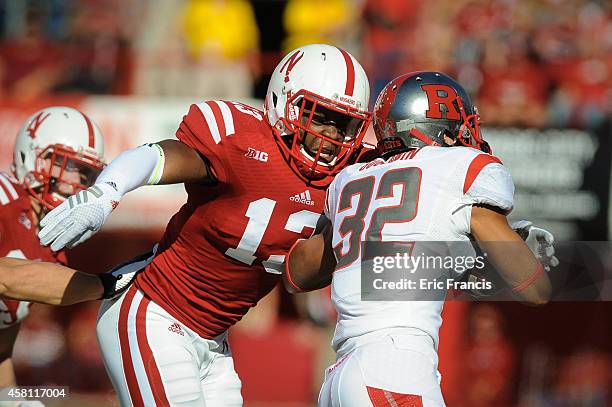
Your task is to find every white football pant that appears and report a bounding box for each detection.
[318,332,445,407]
[96,285,243,407]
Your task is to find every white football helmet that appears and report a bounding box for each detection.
[12,106,105,210]
[264,44,371,181]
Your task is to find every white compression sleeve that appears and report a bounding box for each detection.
[95,143,165,196]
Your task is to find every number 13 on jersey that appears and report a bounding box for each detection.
[225,198,321,274]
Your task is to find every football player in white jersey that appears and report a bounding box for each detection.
[284,72,555,407]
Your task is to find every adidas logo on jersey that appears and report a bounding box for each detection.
[245,147,268,162]
[290,190,315,206]
[18,212,32,230]
[168,322,185,336]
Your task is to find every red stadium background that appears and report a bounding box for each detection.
[0,1,610,406]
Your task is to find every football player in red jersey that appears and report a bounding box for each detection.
[0,106,105,387]
[0,44,373,406]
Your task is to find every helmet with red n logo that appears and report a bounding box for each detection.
[264,44,371,183]
[12,106,105,210]
[373,71,489,158]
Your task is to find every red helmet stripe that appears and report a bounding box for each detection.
[374,75,411,137]
[79,110,95,148]
[338,48,355,96]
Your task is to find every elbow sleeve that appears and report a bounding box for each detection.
[96,143,165,196]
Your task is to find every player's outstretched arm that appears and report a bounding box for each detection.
[39,139,214,252]
[470,205,552,305]
[0,257,103,306]
[152,139,213,184]
[284,219,337,293]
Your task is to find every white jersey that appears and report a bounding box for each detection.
[324,146,514,355]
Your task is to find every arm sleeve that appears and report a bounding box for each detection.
[175,103,231,184]
[95,143,164,195]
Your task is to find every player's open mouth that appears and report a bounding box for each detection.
[318,152,335,163]
[301,145,338,166]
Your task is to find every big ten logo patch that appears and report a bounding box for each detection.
[245,147,269,163]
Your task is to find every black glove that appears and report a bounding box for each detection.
[98,245,157,299]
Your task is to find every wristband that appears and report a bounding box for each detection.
[284,239,306,293]
[97,273,117,299]
[512,262,545,293]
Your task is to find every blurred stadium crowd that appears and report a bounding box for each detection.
[0,1,610,406]
[0,0,610,129]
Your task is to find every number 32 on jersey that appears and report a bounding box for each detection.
[225,198,320,274]
[334,167,422,270]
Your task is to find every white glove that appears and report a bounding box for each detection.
[38,182,121,251]
[512,220,560,271]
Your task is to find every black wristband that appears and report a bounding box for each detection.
[97,273,116,299]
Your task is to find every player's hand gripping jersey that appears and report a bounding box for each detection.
[324,146,514,354]
[135,101,327,338]
[0,172,66,328]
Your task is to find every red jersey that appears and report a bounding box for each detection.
[136,101,327,338]
[0,172,66,328]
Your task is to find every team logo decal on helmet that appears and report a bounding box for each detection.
[13,106,106,210]
[280,50,304,84]
[264,44,371,185]
[421,84,462,121]
[26,111,51,139]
